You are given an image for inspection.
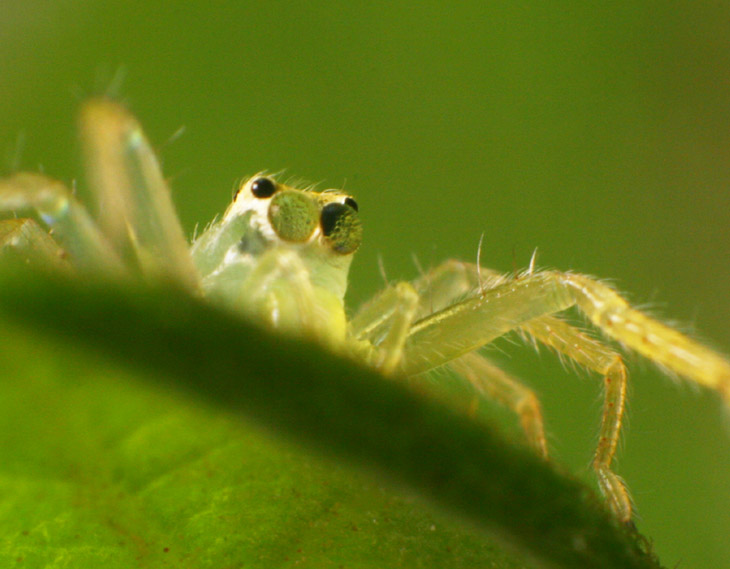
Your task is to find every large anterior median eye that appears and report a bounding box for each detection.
[268,190,319,242]
[320,201,362,255]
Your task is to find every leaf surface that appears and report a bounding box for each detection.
[0,270,662,569]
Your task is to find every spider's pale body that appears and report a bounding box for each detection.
[1,99,728,523]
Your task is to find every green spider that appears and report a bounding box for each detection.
[1,99,728,523]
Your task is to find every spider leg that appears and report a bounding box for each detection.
[409,259,632,516]
[410,259,508,316]
[401,268,730,520]
[349,281,420,373]
[520,316,630,521]
[349,259,512,372]
[79,99,199,290]
[409,261,549,453]
[402,270,730,402]
[449,352,548,459]
[190,211,255,279]
[210,247,348,347]
[0,218,72,272]
[352,261,549,457]
[562,272,730,401]
[0,172,123,273]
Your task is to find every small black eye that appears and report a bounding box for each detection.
[250,177,277,199]
[344,197,359,212]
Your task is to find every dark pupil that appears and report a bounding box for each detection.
[320,203,347,237]
[251,177,276,198]
[319,201,362,255]
[344,197,359,212]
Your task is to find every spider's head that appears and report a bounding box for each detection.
[227,175,361,255]
[223,175,362,299]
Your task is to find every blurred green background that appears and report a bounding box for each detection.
[2,2,728,566]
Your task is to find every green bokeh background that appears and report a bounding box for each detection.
[2,2,728,567]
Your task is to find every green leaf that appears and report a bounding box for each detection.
[0,269,662,569]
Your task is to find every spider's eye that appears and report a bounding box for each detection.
[234,180,245,199]
[320,202,362,255]
[344,197,359,212]
[251,177,277,199]
[268,190,319,242]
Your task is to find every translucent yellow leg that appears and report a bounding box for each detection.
[0,173,123,274]
[243,249,322,334]
[80,99,199,290]
[0,218,72,272]
[359,263,624,475]
[521,316,631,521]
[403,270,730,408]
[449,352,548,458]
[563,273,730,400]
[349,282,420,373]
[354,262,553,463]
[400,265,729,520]
[410,261,633,517]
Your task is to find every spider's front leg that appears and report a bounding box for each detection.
[205,246,351,348]
[79,100,199,289]
[403,269,730,403]
[400,268,730,521]
[349,281,420,373]
[408,260,630,518]
[349,262,550,457]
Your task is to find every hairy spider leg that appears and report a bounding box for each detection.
[349,281,421,373]
[231,247,348,347]
[349,262,549,456]
[519,314,630,519]
[80,99,199,290]
[408,260,550,458]
[0,217,72,271]
[400,268,730,520]
[448,352,548,459]
[408,260,630,517]
[402,269,730,398]
[0,172,122,273]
